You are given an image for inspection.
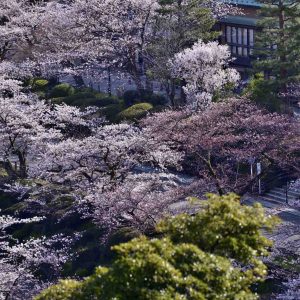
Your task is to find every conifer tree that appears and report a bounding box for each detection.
[255,0,300,91]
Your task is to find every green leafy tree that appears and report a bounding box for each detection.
[36,194,279,300]
[36,238,260,300]
[148,0,216,105]
[158,193,279,267]
[243,73,281,112]
[255,0,300,91]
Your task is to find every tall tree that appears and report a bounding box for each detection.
[148,0,240,105]
[0,0,62,63]
[255,0,300,92]
[0,74,97,179]
[148,0,217,105]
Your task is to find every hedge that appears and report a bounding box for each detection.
[32,79,49,91]
[102,101,126,123]
[118,102,153,121]
[123,89,167,107]
[49,83,75,98]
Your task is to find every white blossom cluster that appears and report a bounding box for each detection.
[276,275,300,300]
[170,40,240,109]
[0,212,72,300]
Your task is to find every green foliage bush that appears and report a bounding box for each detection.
[106,227,141,248]
[36,280,81,300]
[158,193,279,265]
[94,96,119,107]
[63,92,97,105]
[49,87,123,121]
[118,102,153,121]
[123,89,167,107]
[36,91,46,99]
[71,98,99,107]
[36,237,258,300]
[55,90,119,108]
[23,77,33,87]
[36,194,279,300]
[102,101,126,123]
[32,79,49,91]
[51,97,66,105]
[0,167,8,178]
[123,89,143,106]
[49,83,75,98]
[243,73,281,112]
[148,93,168,106]
[104,227,141,261]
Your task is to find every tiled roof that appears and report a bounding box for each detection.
[221,15,259,26]
[225,0,262,7]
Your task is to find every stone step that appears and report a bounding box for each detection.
[245,199,300,225]
[273,187,300,197]
[266,191,288,198]
[263,195,287,204]
[265,193,298,204]
[268,190,299,199]
[289,188,300,196]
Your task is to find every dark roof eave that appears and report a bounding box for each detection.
[220,16,259,27]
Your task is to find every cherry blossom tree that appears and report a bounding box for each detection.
[170,40,240,109]
[276,275,300,299]
[149,0,240,105]
[1,0,241,96]
[31,124,145,188]
[0,74,98,179]
[27,122,185,233]
[0,0,65,63]
[82,172,192,235]
[1,3,298,299]
[142,98,299,195]
[33,0,160,92]
[0,213,72,300]
[18,97,298,233]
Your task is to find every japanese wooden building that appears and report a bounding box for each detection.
[218,0,261,78]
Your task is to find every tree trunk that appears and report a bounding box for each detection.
[107,67,112,96]
[73,74,85,88]
[17,151,27,178]
[180,79,187,105]
[132,70,144,95]
[0,41,9,62]
[278,2,287,92]
[3,160,17,179]
[168,79,176,107]
[203,154,225,196]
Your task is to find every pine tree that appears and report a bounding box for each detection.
[255,0,300,91]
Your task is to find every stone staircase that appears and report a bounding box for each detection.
[262,187,300,207]
[245,186,300,209]
[244,185,300,224]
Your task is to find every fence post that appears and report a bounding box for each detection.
[286,182,289,205]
